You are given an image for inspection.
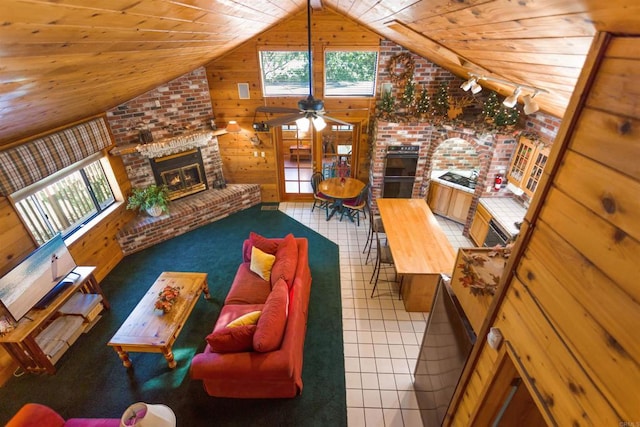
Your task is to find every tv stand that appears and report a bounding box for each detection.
[0,266,109,374]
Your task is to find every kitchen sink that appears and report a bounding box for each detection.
[437,172,477,189]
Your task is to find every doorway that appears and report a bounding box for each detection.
[276,122,358,201]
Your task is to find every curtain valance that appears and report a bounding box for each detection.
[0,118,112,196]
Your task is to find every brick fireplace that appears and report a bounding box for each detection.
[112,131,262,255]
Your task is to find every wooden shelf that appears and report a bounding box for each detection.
[109,143,138,156]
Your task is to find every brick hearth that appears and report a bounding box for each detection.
[116,184,261,255]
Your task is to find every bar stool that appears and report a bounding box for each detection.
[370,230,400,298]
[363,203,384,264]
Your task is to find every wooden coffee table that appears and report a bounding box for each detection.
[108,271,209,369]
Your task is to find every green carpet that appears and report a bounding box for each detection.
[0,205,346,426]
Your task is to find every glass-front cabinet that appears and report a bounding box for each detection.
[507,136,550,198]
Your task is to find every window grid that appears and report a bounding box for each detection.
[14,160,115,245]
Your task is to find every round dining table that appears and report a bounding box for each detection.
[318,177,365,221]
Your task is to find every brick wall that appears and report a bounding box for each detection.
[370,41,561,232]
[105,67,225,191]
[106,67,214,146]
[523,111,562,143]
[431,138,481,171]
[116,184,261,255]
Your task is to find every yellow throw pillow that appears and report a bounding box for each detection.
[227,310,262,328]
[250,246,276,281]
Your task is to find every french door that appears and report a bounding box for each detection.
[276,122,358,201]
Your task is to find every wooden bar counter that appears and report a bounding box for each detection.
[377,198,456,311]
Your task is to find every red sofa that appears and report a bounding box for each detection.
[6,403,118,427]
[190,233,312,398]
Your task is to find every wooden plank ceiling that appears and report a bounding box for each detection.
[1,0,638,147]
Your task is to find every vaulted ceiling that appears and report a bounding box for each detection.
[1,0,638,147]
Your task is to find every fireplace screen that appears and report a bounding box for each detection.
[151,149,207,200]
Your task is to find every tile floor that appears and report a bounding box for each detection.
[278,202,473,427]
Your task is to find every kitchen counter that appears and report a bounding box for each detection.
[479,197,528,236]
[431,170,475,194]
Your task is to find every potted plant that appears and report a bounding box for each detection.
[126,184,170,217]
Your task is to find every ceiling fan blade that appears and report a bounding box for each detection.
[322,115,354,126]
[265,113,303,127]
[257,106,301,114]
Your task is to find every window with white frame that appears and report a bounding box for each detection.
[12,154,116,245]
[259,50,310,96]
[324,50,378,96]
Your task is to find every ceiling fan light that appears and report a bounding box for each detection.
[470,81,482,94]
[312,115,326,131]
[523,94,540,115]
[296,116,310,132]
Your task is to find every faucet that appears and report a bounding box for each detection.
[470,169,479,181]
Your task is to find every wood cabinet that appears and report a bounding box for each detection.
[448,190,473,223]
[469,203,491,246]
[450,248,506,333]
[427,181,452,215]
[507,136,550,198]
[428,182,473,223]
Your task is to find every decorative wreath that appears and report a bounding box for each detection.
[386,52,415,83]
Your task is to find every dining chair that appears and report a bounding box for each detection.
[310,172,332,219]
[340,184,368,225]
[370,230,401,298]
[363,201,384,264]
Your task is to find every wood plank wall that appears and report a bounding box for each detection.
[204,8,380,201]
[447,33,640,426]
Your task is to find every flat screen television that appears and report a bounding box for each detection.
[0,234,77,322]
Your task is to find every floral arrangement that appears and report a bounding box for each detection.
[457,245,512,296]
[155,285,181,313]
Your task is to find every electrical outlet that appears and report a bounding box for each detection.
[154,100,161,108]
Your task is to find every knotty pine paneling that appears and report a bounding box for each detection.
[448,33,640,426]
[205,7,379,202]
[0,198,36,278]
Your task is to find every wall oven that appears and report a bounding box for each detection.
[383,145,419,198]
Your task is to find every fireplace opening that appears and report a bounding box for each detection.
[150,148,208,200]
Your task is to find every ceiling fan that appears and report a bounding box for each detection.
[256,0,352,131]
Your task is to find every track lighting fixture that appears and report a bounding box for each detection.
[460,77,482,94]
[523,92,540,114]
[461,72,548,114]
[460,77,476,91]
[503,87,522,108]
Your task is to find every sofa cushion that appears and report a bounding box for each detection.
[224,263,272,305]
[243,232,279,261]
[250,232,280,254]
[6,403,65,427]
[253,278,289,352]
[206,325,257,353]
[250,246,276,281]
[270,233,298,288]
[227,310,261,327]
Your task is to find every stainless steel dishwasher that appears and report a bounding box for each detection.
[413,276,476,426]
